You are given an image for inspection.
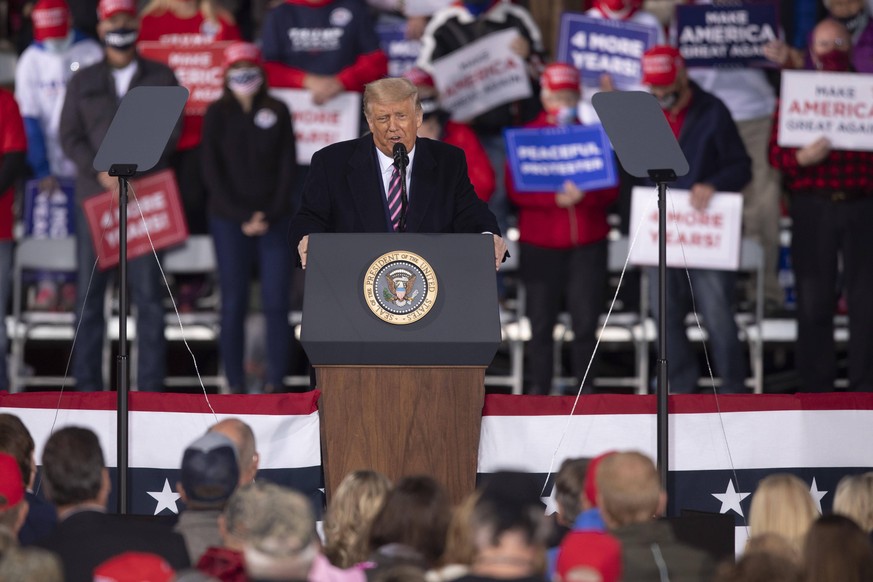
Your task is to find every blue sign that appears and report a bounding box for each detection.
[676,4,779,68]
[376,19,422,78]
[557,13,659,89]
[23,177,76,237]
[504,124,618,193]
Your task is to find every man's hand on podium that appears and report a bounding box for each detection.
[493,234,507,271]
[298,235,309,269]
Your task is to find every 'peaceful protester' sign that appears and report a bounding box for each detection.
[777,70,873,152]
[556,13,659,89]
[504,124,617,193]
[675,3,778,67]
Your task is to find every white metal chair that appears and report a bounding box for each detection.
[10,238,80,392]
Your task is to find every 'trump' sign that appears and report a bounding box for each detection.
[504,124,617,192]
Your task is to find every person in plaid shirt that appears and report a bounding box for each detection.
[769,18,873,393]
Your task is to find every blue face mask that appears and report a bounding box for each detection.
[555,106,577,126]
[227,67,264,96]
[104,27,138,51]
[43,33,73,54]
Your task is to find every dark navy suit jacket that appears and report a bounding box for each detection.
[289,135,500,250]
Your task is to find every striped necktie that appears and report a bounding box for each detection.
[387,164,403,232]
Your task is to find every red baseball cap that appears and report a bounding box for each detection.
[97,0,137,21]
[556,531,622,582]
[642,45,684,86]
[403,66,435,88]
[584,451,615,508]
[32,0,70,41]
[93,552,174,582]
[0,452,25,510]
[224,42,262,69]
[541,62,580,92]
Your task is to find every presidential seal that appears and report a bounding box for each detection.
[363,251,438,325]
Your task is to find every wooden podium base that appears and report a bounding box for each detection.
[317,366,485,504]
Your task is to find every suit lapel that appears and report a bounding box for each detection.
[406,138,436,233]
[347,135,390,232]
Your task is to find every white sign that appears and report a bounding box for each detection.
[629,186,743,271]
[430,28,532,122]
[270,89,362,165]
[777,70,873,152]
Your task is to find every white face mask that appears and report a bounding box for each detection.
[227,67,264,97]
[43,31,73,54]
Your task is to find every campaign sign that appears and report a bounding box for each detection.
[676,4,779,67]
[23,178,75,237]
[270,89,361,165]
[628,186,743,271]
[377,19,422,78]
[83,170,189,271]
[504,125,617,193]
[777,70,873,152]
[138,41,231,116]
[556,13,658,89]
[431,28,532,121]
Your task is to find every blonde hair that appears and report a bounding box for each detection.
[596,451,661,527]
[323,470,392,568]
[363,78,421,119]
[748,474,818,555]
[833,472,873,533]
[441,490,481,567]
[140,0,236,24]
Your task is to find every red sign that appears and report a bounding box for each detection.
[83,170,189,270]
[138,41,231,116]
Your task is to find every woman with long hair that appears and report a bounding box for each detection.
[748,473,819,555]
[323,470,392,568]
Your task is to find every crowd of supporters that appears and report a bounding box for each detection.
[0,0,870,394]
[2,411,873,581]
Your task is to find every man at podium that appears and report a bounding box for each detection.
[289,77,507,270]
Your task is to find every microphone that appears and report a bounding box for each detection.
[392,142,409,232]
[392,142,409,169]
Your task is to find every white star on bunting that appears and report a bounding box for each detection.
[712,479,751,517]
[146,478,181,515]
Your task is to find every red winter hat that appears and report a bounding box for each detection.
[93,552,175,582]
[224,41,262,69]
[541,62,580,92]
[0,452,25,510]
[584,451,615,508]
[642,45,684,86]
[556,531,622,582]
[32,0,70,41]
[98,0,137,21]
[403,66,435,88]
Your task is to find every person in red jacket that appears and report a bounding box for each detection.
[507,63,619,395]
[404,66,495,203]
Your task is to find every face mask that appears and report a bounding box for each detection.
[550,106,577,126]
[43,32,73,54]
[227,67,263,97]
[104,28,139,51]
[816,49,852,72]
[656,91,679,111]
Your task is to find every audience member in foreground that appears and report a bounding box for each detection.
[833,472,873,536]
[36,426,190,582]
[209,417,260,485]
[239,482,364,582]
[803,514,873,582]
[323,469,392,568]
[0,545,64,582]
[0,414,57,544]
[175,431,241,564]
[747,473,818,556]
[597,451,714,581]
[554,530,622,582]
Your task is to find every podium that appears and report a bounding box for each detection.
[301,233,500,503]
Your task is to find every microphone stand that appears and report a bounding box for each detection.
[393,144,409,232]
